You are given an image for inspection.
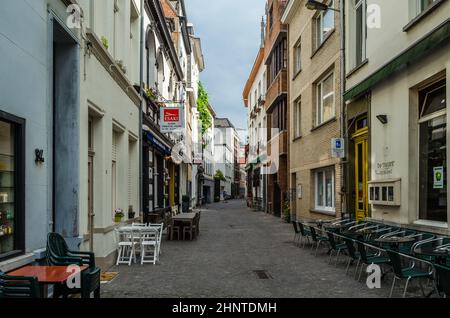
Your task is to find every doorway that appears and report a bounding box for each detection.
[352,122,369,221]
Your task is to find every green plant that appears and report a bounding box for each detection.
[145,87,157,101]
[283,201,291,223]
[101,36,109,50]
[214,170,226,182]
[197,82,212,135]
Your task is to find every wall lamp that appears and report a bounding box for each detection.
[376,114,388,125]
[305,0,339,12]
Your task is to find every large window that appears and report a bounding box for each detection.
[267,38,287,87]
[314,167,335,212]
[419,80,447,222]
[316,71,335,126]
[314,0,335,49]
[293,98,301,139]
[0,114,24,261]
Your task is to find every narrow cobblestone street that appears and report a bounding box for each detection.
[102,200,389,298]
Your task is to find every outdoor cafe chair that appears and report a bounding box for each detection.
[297,222,312,248]
[386,250,435,298]
[148,223,164,256]
[356,241,391,282]
[413,237,450,264]
[46,233,101,298]
[309,226,329,256]
[434,264,450,297]
[183,216,197,241]
[343,238,361,277]
[292,221,301,246]
[326,232,348,267]
[140,229,159,265]
[115,228,137,266]
[0,272,40,298]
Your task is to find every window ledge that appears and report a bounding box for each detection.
[311,29,335,59]
[0,253,35,273]
[311,116,337,132]
[292,135,302,143]
[413,219,448,229]
[346,59,369,79]
[293,69,302,81]
[403,0,445,32]
[310,209,336,216]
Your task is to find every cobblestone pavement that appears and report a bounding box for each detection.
[101,200,426,298]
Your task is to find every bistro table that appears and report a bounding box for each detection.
[375,236,417,250]
[8,265,88,298]
[172,213,197,241]
[415,246,450,265]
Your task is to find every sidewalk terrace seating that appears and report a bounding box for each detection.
[46,232,101,298]
[292,218,450,298]
[0,272,40,298]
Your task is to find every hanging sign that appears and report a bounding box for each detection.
[331,138,345,158]
[160,106,185,133]
[433,167,444,189]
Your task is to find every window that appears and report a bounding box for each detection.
[294,98,301,139]
[315,167,335,212]
[294,39,302,75]
[354,0,367,66]
[416,0,439,15]
[0,114,25,261]
[419,80,447,222]
[112,131,118,218]
[267,38,287,86]
[316,72,335,125]
[314,0,335,49]
[268,5,274,30]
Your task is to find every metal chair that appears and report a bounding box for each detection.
[386,250,435,298]
[115,228,136,266]
[327,232,348,267]
[356,241,391,282]
[309,226,329,256]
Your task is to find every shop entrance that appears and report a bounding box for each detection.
[352,119,369,221]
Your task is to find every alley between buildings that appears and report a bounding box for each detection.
[102,200,387,298]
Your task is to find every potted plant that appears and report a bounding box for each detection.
[128,205,135,220]
[114,208,124,223]
[182,195,190,213]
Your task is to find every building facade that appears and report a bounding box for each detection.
[282,0,344,222]
[214,118,235,198]
[344,0,450,234]
[264,0,289,217]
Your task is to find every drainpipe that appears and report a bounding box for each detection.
[139,0,144,219]
[339,0,348,218]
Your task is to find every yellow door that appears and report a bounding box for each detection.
[353,128,369,221]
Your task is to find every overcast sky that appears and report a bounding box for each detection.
[187,0,266,140]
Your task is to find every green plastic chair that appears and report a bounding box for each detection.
[309,226,329,256]
[0,272,40,298]
[46,233,101,298]
[298,222,312,248]
[435,264,450,297]
[386,250,434,298]
[356,241,391,282]
[327,232,348,267]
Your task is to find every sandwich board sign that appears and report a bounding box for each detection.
[160,106,184,133]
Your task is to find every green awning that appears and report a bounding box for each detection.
[344,19,450,102]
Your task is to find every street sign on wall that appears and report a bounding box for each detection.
[160,107,185,133]
[331,138,345,158]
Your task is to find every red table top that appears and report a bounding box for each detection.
[8,265,88,284]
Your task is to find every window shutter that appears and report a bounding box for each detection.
[112,132,118,162]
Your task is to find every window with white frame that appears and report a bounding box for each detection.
[294,98,301,139]
[314,167,335,212]
[316,72,335,125]
[314,0,335,49]
[354,0,367,67]
[294,39,302,75]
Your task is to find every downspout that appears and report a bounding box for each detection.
[139,0,144,218]
[339,0,348,217]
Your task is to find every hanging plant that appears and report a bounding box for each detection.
[101,36,109,50]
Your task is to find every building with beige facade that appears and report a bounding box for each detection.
[282,0,344,221]
[344,0,450,234]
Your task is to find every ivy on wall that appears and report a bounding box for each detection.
[197,81,212,135]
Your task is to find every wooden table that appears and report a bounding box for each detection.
[8,265,88,298]
[172,213,197,241]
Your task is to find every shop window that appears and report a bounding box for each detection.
[0,115,25,261]
[419,80,447,222]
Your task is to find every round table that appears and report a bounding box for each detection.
[415,246,450,265]
[375,236,416,250]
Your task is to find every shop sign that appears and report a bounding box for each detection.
[160,106,184,133]
[434,167,444,189]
